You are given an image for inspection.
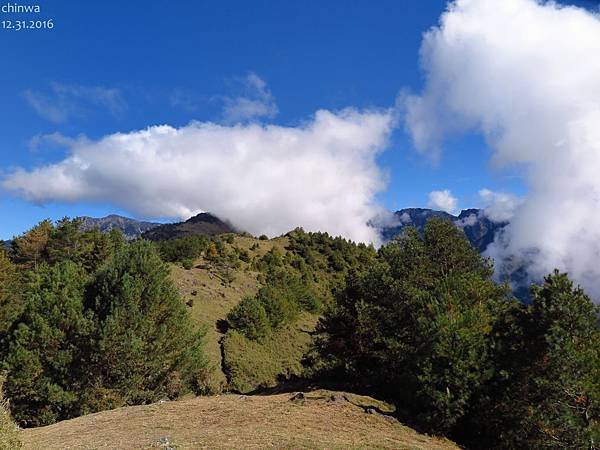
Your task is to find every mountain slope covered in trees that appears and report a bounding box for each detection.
[1,216,598,450]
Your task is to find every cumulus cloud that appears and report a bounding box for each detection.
[24,82,126,123]
[478,189,523,223]
[221,72,278,123]
[428,189,458,214]
[3,108,392,244]
[406,0,600,298]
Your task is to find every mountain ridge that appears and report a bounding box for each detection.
[380,207,507,252]
[78,214,161,240]
[142,212,238,241]
[7,208,507,249]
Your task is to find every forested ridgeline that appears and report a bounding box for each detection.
[0,217,598,449]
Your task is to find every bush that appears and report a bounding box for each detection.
[227,296,270,340]
[182,258,194,270]
[259,234,269,241]
[237,249,250,263]
[156,235,209,263]
[227,263,322,340]
[257,286,299,329]
[222,324,313,393]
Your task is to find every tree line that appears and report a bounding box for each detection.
[0,219,208,428]
[0,216,598,449]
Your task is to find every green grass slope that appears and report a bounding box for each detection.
[170,235,306,392]
[168,231,369,394]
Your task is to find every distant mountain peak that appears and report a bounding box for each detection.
[379,207,507,252]
[78,215,161,240]
[142,212,237,241]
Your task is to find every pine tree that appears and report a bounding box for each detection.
[85,240,208,407]
[317,218,510,433]
[11,220,52,269]
[0,251,22,336]
[2,261,93,426]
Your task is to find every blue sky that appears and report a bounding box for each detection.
[0,0,592,240]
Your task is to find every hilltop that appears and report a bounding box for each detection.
[143,213,237,241]
[20,390,459,450]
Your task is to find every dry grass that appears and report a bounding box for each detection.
[0,397,21,450]
[21,391,460,450]
[0,376,21,449]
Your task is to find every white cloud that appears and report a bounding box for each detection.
[427,189,458,214]
[52,83,126,115]
[3,108,393,244]
[222,72,278,123]
[478,189,523,222]
[23,90,68,123]
[24,83,126,123]
[406,0,600,298]
[455,213,478,228]
[399,212,411,223]
[28,132,89,152]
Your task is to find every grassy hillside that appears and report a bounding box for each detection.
[169,234,316,392]
[167,230,374,394]
[20,390,459,450]
[222,313,318,393]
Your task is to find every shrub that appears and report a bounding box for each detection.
[222,325,313,393]
[258,234,269,241]
[227,296,270,340]
[227,262,322,341]
[156,235,209,263]
[182,258,194,270]
[257,286,299,329]
[238,249,250,263]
